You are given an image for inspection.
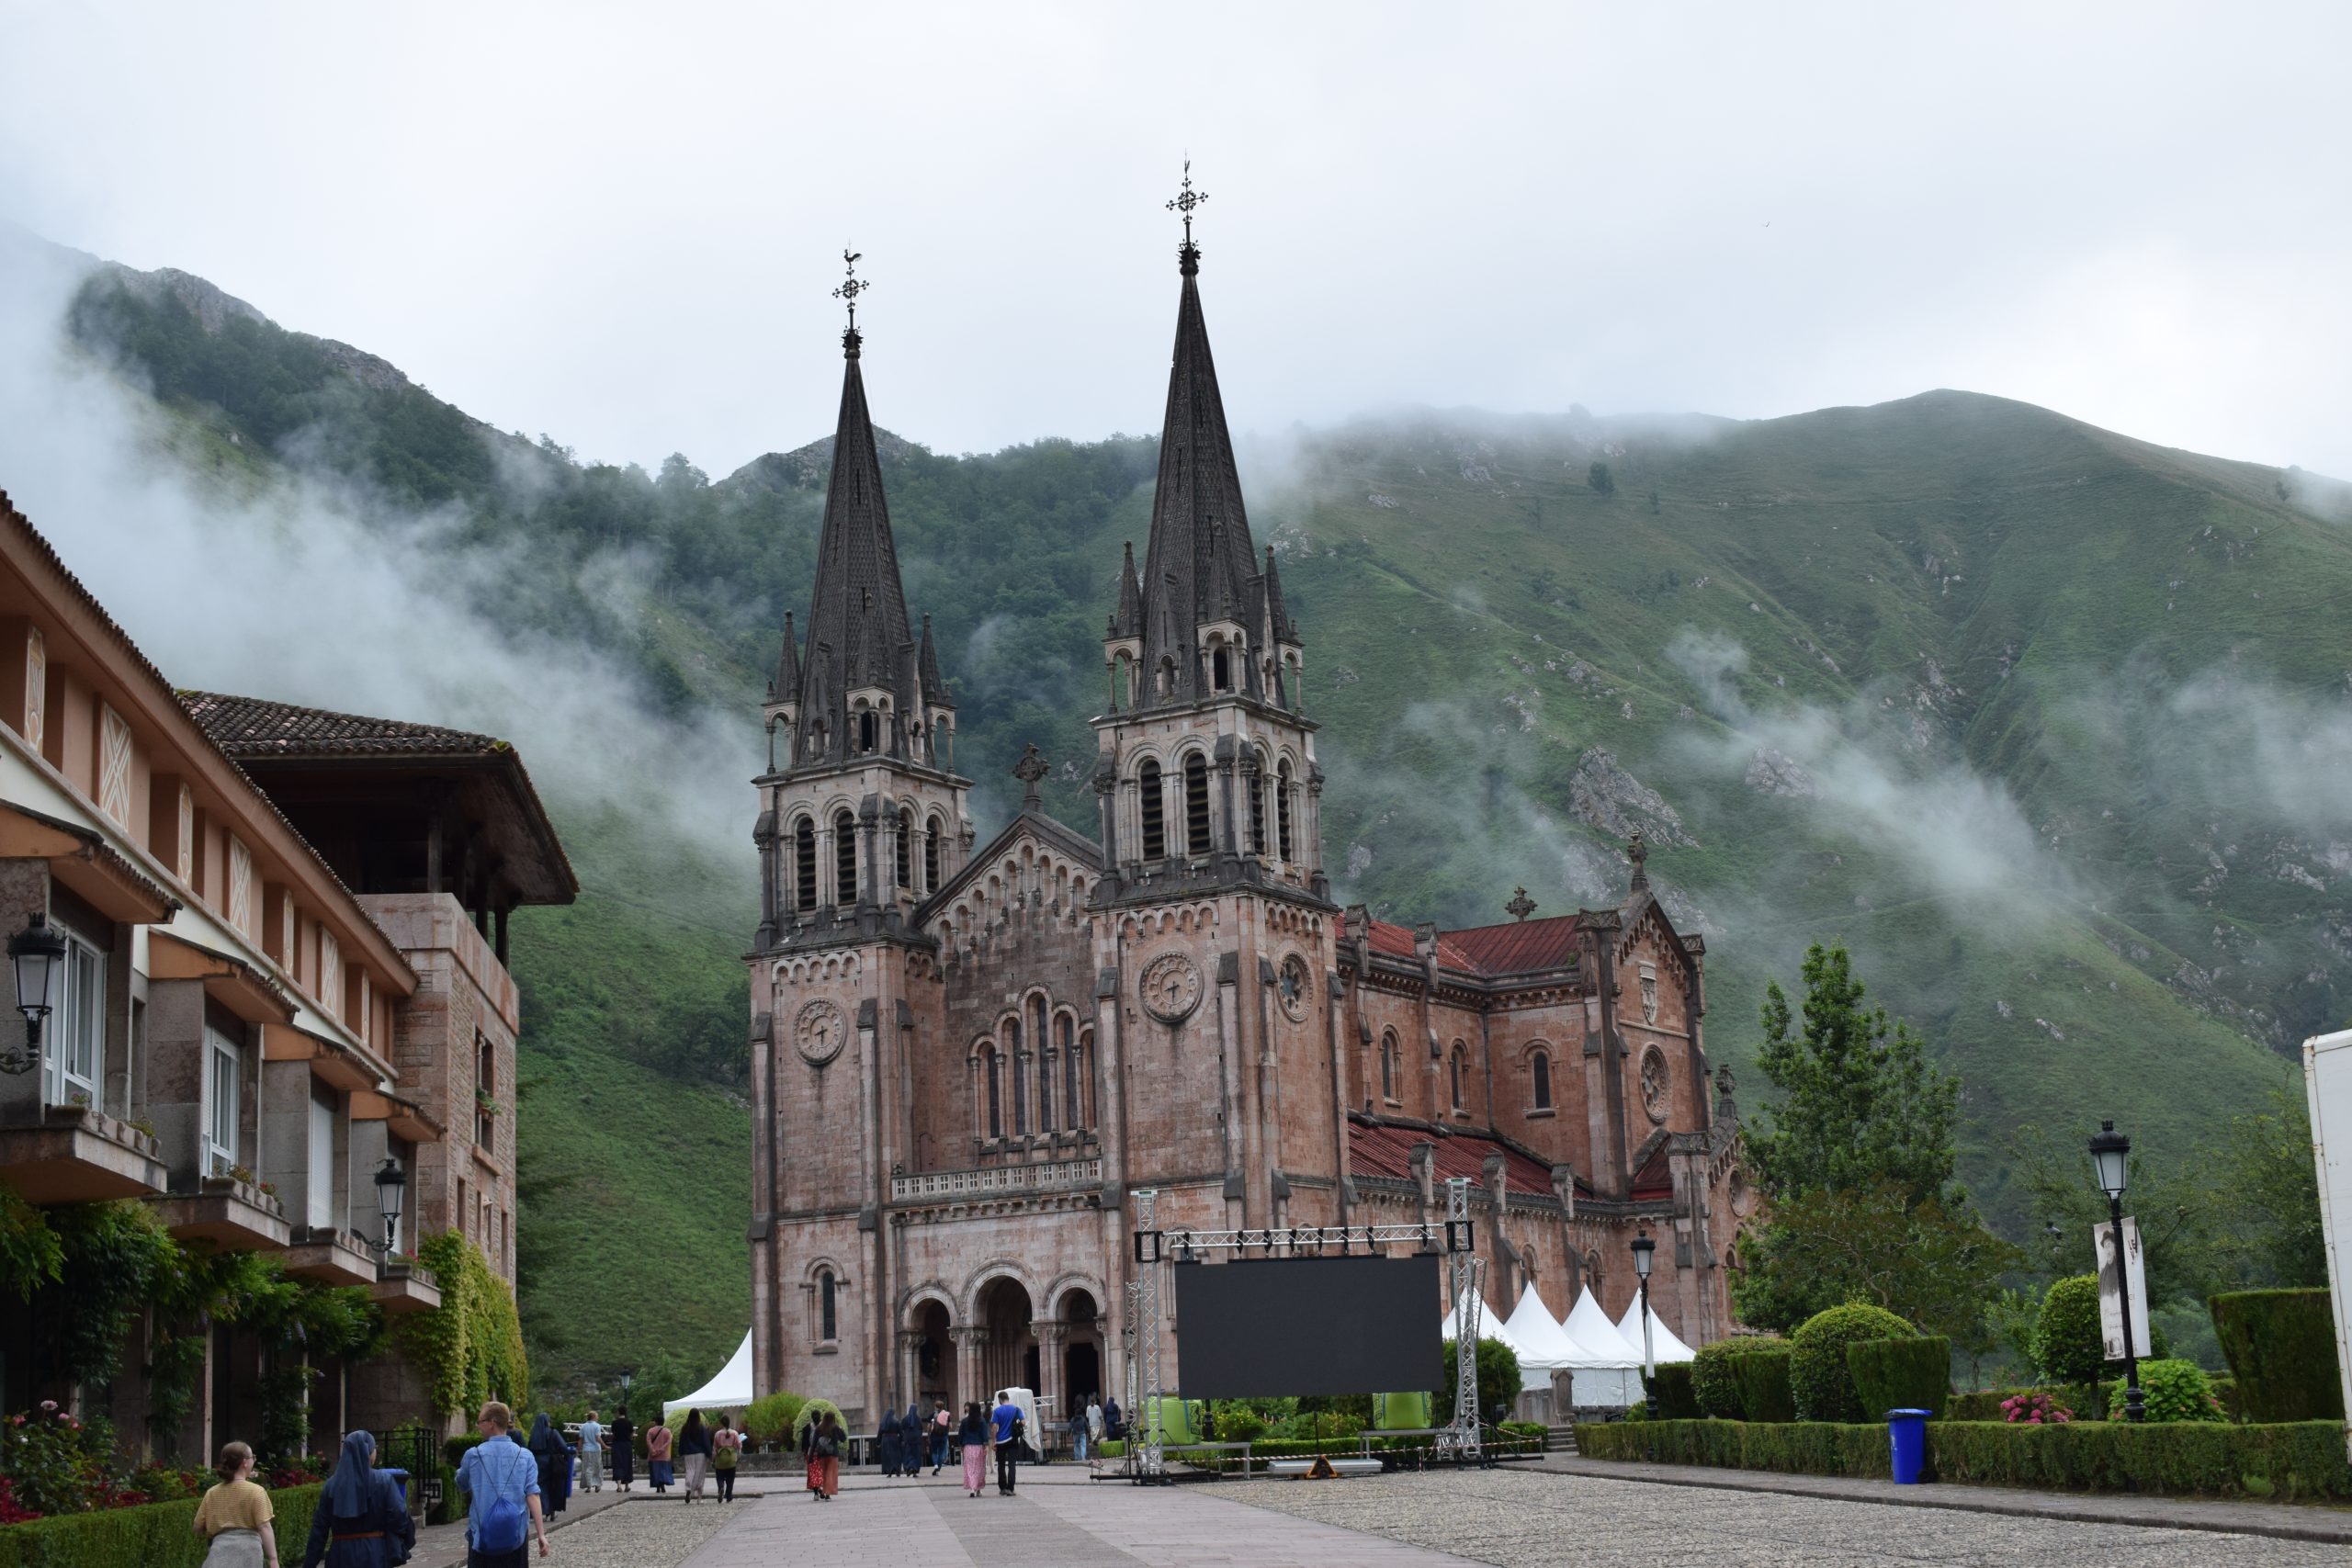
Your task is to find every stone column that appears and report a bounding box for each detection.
[898,1328,925,1412]
[1035,1324,1068,1447]
[951,1326,989,1412]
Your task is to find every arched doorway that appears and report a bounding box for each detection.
[977,1276,1035,1398]
[915,1299,953,1406]
[1061,1289,1102,1407]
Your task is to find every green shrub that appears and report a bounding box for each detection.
[1732,1348,1797,1423]
[1432,1338,1522,1426]
[1497,1420,1550,1441]
[792,1398,845,1450]
[1949,1388,2030,1422]
[1791,1304,1917,1423]
[1690,1337,1775,1419]
[2211,1290,2344,1424]
[1576,1419,2352,1500]
[2031,1275,2105,1385]
[742,1391,806,1446]
[1642,1364,1701,1419]
[0,1484,321,1568]
[1846,1335,1951,1419]
[1096,1438,1125,1459]
[2104,1359,2226,1424]
[2209,1375,2244,1423]
[1213,1408,1267,1442]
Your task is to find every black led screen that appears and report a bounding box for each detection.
[1170,1253,1439,1398]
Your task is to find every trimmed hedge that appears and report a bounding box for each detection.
[1577,1419,2352,1500]
[2211,1289,2344,1424]
[1690,1338,1756,1419]
[0,1483,322,1568]
[1846,1335,1951,1419]
[1791,1304,1917,1423]
[1643,1364,1702,1420]
[1732,1348,1797,1424]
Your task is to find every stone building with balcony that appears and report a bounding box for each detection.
[748,215,1745,1433]
[0,491,573,1454]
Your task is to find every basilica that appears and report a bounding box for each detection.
[746,201,1745,1431]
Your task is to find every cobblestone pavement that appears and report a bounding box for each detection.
[406,1484,776,1568]
[1231,1468,2352,1567]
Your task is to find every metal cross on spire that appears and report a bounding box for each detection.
[833,248,869,344]
[1167,159,1207,265]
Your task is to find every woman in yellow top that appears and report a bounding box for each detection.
[192,1440,279,1568]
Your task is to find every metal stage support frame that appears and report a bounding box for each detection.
[1120,1178,1481,1483]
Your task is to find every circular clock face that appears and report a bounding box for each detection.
[1277,955,1309,1021]
[796,999,848,1066]
[1140,953,1203,1023]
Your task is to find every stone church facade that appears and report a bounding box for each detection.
[747,225,1746,1431]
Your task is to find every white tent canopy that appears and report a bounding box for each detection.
[1613,1297,1699,1366]
[664,1329,753,1421]
[1441,1292,1521,1354]
[1500,1282,1585,1372]
[1561,1286,1645,1407]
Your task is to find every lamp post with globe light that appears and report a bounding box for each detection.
[2089,1121,2145,1423]
[1629,1231,1657,1379]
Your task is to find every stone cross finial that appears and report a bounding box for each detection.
[1626,830,1649,889]
[1505,886,1537,922]
[1012,743,1049,810]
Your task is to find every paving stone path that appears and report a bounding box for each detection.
[441,1463,2352,1568]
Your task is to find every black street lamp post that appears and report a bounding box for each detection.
[2088,1120,2145,1423]
[372,1156,408,1255]
[5,913,68,1077]
[1629,1231,1657,1379]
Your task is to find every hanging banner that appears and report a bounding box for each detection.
[2093,1214,2154,1359]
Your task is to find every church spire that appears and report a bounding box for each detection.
[1132,164,1263,705]
[794,251,921,767]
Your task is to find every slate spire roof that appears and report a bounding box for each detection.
[778,321,933,764]
[1131,240,1270,705]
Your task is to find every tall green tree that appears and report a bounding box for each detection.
[1734,942,2013,1337]
[1747,942,1959,1206]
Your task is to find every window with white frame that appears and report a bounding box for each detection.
[205,1028,241,1177]
[44,932,103,1109]
[308,1095,336,1230]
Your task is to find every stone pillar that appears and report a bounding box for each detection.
[1035,1324,1067,1448]
[951,1326,989,1413]
[898,1328,925,1413]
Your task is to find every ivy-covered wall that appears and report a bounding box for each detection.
[392,1231,528,1417]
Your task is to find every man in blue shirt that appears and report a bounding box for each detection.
[989,1393,1023,1495]
[456,1401,548,1563]
[577,1410,605,1494]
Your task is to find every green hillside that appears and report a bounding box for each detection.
[48,261,2351,1393]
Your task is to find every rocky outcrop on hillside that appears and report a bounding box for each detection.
[1568,749,1694,848]
[724,429,929,493]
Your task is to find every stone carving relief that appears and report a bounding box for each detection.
[797,999,848,1066]
[1277,954,1308,1021]
[1639,1045,1669,1123]
[1140,952,1203,1023]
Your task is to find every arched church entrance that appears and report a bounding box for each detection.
[977,1276,1035,1399]
[914,1298,953,1406]
[1060,1288,1102,1408]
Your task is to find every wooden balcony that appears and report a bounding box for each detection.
[280,1226,379,1288]
[371,1258,442,1315]
[155,1174,291,1250]
[0,1104,169,1204]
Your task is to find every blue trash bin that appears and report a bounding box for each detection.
[1886,1408,1930,1484]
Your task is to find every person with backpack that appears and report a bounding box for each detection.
[709,1416,741,1502]
[456,1401,548,1565]
[989,1391,1023,1496]
[956,1402,989,1498]
[930,1399,951,1474]
[300,1429,415,1568]
[805,1411,842,1501]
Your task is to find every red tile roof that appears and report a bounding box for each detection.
[1440,916,1582,976]
[182,692,508,757]
[1363,915,1581,977]
[1631,1139,1675,1201]
[1349,1120,1558,1198]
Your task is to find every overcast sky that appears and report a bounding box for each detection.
[3,3,2345,479]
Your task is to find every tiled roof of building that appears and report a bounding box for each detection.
[1439,915,1583,976]
[1348,1119,1559,1198]
[1631,1139,1675,1201]
[1364,915,1582,977]
[181,692,509,757]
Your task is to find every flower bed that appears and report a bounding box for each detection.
[1577,1418,2352,1501]
[0,1484,322,1567]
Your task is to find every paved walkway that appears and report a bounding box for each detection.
[1538,1454,2352,1545]
[405,1479,781,1568]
